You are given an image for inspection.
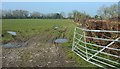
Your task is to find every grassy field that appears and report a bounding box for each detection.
[2,19,75,42]
[2,19,98,67]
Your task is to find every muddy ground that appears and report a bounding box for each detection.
[2,33,77,67]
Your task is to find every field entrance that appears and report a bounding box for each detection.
[2,19,96,67]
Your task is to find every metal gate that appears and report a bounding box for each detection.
[72,27,120,69]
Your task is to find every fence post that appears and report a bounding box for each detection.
[72,27,76,51]
[84,31,88,60]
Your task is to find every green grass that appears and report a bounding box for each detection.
[2,19,75,42]
[2,19,97,67]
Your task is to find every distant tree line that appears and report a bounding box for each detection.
[0,4,118,20]
[1,10,65,19]
[1,9,90,20]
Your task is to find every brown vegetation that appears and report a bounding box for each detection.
[83,19,120,57]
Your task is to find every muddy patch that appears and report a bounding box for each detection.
[2,34,76,67]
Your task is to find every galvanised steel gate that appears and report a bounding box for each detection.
[72,27,120,69]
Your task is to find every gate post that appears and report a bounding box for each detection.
[72,27,76,51]
[84,31,88,60]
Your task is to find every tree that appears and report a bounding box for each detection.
[52,13,64,19]
[22,10,29,18]
[30,12,41,19]
[2,10,13,19]
[68,12,73,19]
[60,12,65,18]
[73,10,80,22]
[1,10,29,19]
[12,10,29,18]
[72,10,89,23]
[97,4,118,20]
[109,4,118,18]
[12,10,21,18]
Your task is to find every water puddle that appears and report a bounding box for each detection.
[7,31,16,36]
[54,38,68,43]
[2,42,23,48]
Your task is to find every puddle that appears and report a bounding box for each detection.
[7,31,16,36]
[54,26,59,29]
[2,42,23,48]
[54,38,68,43]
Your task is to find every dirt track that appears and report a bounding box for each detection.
[2,34,76,67]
